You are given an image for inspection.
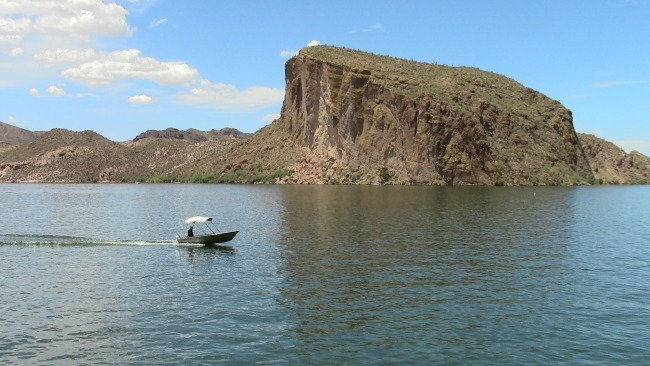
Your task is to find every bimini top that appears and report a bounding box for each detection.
[185,216,213,224]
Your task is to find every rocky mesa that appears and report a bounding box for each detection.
[276,46,595,185]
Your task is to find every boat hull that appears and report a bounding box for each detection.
[176,231,239,244]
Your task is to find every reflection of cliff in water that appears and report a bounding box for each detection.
[277,186,577,277]
[276,186,577,355]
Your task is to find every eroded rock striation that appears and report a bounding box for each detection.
[278,46,594,185]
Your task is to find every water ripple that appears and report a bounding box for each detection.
[1,184,649,364]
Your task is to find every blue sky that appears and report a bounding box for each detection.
[1,0,649,155]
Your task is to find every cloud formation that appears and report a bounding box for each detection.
[281,40,321,59]
[8,47,24,56]
[0,0,132,45]
[349,23,383,34]
[262,113,281,122]
[128,94,153,104]
[176,80,284,110]
[588,80,637,88]
[36,48,199,86]
[28,85,65,96]
[616,139,650,154]
[149,18,168,28]
[46,85,65,96]
[280,50,297,58]
[3,0,284,113]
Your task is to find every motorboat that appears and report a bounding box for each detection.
[175,216,238,245]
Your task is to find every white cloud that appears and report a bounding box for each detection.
[35,48,97,64]
[36,48,199,86]
[280,50,297,58]
[1,1,135,88]
[0,16,31,44]
[149,18,167,28]
[118,0,157,15]
[283,41,321,57]
[27,86,66,96]
[128,94,153,104]
[262,113,281,122]
[46,85,65,96]
[350,23,383,34]
[176,81,285,110]
[568,93,595,100]
[9,47,24,56]
[3,0,287,119]
[615,139,650,154]
[0,0,132,45]
[7,115,16,123]
[588,80,637,88]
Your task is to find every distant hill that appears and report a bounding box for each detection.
[0,121,40,146]
[1,46,648,184]
[578,133,650,184]
[0,127,247,182]
[133,127,249,142]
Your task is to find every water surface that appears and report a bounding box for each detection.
[1,184,649,364]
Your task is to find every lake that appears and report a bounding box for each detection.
[1,183,649,364]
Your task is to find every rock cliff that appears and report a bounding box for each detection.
[278,46,593,185]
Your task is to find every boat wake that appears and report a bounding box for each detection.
[0,234,191,247]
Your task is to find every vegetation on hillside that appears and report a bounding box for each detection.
[298,45,562,114]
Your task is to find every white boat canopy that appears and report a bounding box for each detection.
[185,216,213,224]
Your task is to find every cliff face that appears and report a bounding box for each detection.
[279,46,593,185]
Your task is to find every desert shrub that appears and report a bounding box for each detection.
[148,174,177,183]
[379,167,393,184]
[189,173,215,183]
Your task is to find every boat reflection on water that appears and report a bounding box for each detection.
[185,243,235,261]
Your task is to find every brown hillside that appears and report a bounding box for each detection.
[0,129,129,182]
[579,133,650,184]
[0,128,243,182]
[0,121,38,145]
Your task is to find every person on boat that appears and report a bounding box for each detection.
[187,226,194,237]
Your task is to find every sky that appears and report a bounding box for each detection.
[1,0,649,155]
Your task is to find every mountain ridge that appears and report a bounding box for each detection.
[1,122,647,185]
